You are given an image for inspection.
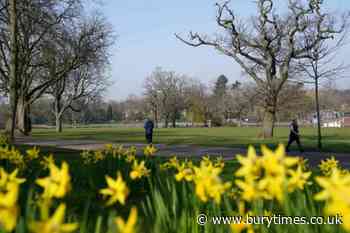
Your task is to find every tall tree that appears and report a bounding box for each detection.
[0,0,82,136]
[144,67,187,128]
[8,0,18,141]
[106,104,113,122]
[213,75,228,97]
[47,16,113,133]
[176,0,346,138]
[296,29,349,150]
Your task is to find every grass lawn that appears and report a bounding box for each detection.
[31,126,350,153]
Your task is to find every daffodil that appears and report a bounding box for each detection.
[36,161,71,199]
[315,169,350,231]
[235,144,301,203]
[230,202,254,233]
[115,207,138,233]
[235,179,260,202]
[0,182,20,232]
[100,172,129,206]
[260,144,298,177]
[130,160,150,180]
[235,146,260,179]
[0,205,18,232]
[319,156,339,176]
[40,154,55,170]
[94,150,105,161]
[161,156,180,170]
[126,154,136,163]
[287,165,312,192]
[104,144,114,154]
[26,147,40,160]
[143,144,157,157]
[29,203,78,233]
[193,161,231,203]
[214,156,225,169]
[175,162,194,182]
[0,168,26,189]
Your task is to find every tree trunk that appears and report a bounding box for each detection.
[9,0,18,142]
[54,97,63,133]
[262,105,276,138]
[153,107,158,128]
[172,118,176,128]
[164,115,169,128]
[315,78,322,150]
[16,96,31,136]
[56,116,63,133]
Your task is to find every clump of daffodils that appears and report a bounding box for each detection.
[192,159,231,204]
[318,156,339,176]
[81,149,106,164]
[235,145,311,203]
[0,145,25,169]
[0,168,26,232]
[315,168,350,231]
[100,172,129,206]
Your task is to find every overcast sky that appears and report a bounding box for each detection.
[98,0,350,101]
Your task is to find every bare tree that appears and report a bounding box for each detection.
[176,0,347,138]
[225,82,259,126]
[8,0,18,141]
[0,0,82,136]
[144,67,187,128]
[296,28,349,150]
[47,16,113,133]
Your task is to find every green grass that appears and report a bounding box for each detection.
[31,126,350,153]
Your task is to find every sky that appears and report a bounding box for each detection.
[97,0,350,101]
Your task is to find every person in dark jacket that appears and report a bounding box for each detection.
[144,118,154,144]
[286,119,304,153]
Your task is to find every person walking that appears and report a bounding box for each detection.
[144,118,154,144]
[286,119,304,153]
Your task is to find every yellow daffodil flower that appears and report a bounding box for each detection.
[100,172,129,206]
[315,169,350,231]
[175,163,194,182]
[40,154,55,170]
[29,203,78,233]
[235,146,260,179]
[287,165,312,192]
[0,168,26,189]
[26,147,40,160]
[143,144,157,157]
[36,161,71,199]
[115,207,137,233]
[230,202,254,233]
[318,156,339,176]
[0,182,19,232]
[130,160,150,180]
[193,161,231,204]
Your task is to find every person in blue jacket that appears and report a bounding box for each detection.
[144,118,154,144]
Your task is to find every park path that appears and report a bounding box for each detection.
[16,137,350,168]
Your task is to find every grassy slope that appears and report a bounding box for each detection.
[31,126,350,153]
